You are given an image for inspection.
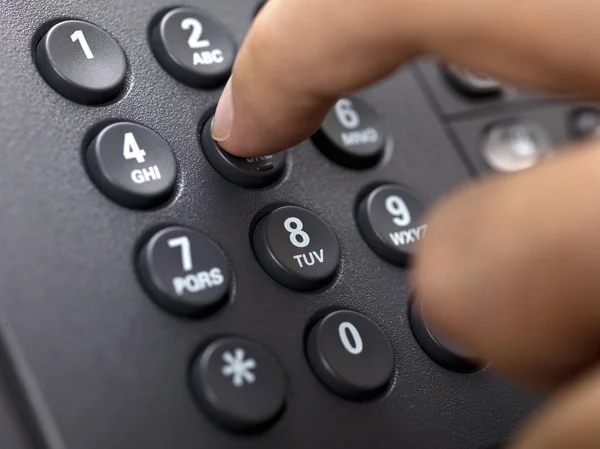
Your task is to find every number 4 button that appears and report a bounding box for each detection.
[86,122,177,209]
[306,310,394,400]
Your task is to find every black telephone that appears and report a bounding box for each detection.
[1,1,597,448]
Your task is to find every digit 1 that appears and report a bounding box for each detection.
[71,30,94,59]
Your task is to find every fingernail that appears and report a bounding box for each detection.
[212,78,234,142]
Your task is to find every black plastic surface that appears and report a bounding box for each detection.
[36,19,127,104]
[306,310,394,400]
[0,1,554,448]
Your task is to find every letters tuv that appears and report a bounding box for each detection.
[293,249,324,268]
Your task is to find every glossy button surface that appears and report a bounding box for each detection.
[37,20,126,104]
[253,206,340,291]
[201,118,286,188]
[357,184,427,266]
[189,337,286,432]
[151,7,236,88]
[306,310,394,400]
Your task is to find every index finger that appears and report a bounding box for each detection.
[213,0,600,156]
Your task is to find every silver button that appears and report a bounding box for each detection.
[482,121,553,172]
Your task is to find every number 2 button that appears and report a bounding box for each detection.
[86,122,177,209]
[306,310,394,400]
[151,7,237,88]
[253,206,340,291]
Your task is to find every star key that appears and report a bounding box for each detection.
[189,337,287,432]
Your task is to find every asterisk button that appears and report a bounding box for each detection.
[190,337,286,432]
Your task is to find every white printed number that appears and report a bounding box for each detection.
[338,322,363,355]
[181,18,210,49]
[167,236,193,272]
[334,99,360,130]
[123,133,147,163]
[70,30,94,59]
[385,195,411,227]
[284,217,310,248]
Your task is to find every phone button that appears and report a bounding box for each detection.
[357,184,427,266]
[306,310,394,400]
[253,206,340,291]
[36,20,126,104]
[443,64,503,98]
[312,97,387,169]
[482,120,553,172]
[137,227,231,317]
[189,337,286,432]
[410,300,482,373]
[86,122,177,209]
[150,7,237,88]
[200,117,286,188]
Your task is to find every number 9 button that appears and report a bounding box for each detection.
[253,206,340,291]
[151,7,237,88]
[306,310,394,400]
[137,226,231,317]
[86,122,177,209]
[357,184,427,266]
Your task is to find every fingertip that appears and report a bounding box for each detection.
[211,77,233,143]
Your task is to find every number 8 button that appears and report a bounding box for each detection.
[306,310,394,400]
[86,122,177,209]
[253,206,340,291]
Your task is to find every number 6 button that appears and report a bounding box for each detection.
[150,7,237,88]
[312,97,388,169]
[86,122,177,209]
[306,310,394,400]
[357,184,428,266]
[252,206,340,291]
[137,227,231,317]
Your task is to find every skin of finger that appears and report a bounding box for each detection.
[220,0,421,156]
[413,141,600,390]
[222,0,600,157]
[509,365,600,449]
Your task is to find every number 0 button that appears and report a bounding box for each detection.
[86,122,177,209]
[151,7,237,88]
[138,227,231,317]
[312,97,387,169]
[357,184,427,266]
[306,310,394,400]
[253,206,340,291]
[36,20,126,104]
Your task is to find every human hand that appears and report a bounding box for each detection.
[212,1,600,448]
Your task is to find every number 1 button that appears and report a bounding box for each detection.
[86,122,177,209]
[150,7,237,88]
[253,206,340,291]
[306,310,394,400]
[138,227,231,317]
[36,20,126,104]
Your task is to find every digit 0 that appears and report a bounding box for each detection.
[284,217,310,248]
[338,322,363,355]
